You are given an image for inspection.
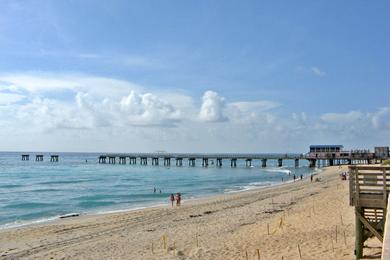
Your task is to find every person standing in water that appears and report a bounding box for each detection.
[170,194,175,207]
[175,193,181,206]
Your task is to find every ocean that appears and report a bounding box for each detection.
[0,152,316,229]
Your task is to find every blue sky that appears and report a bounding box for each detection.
[0,1,389,152]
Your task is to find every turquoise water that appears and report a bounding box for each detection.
[0,152,315,229]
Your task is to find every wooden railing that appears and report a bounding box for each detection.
[349,166,390,208]
[349,165,390,259]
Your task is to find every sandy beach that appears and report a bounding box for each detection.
[0,166,382,259]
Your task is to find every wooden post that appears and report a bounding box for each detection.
[355,207,363,259]
[256,249,260,260]
[297,244,302,260]
[267,223,270,235]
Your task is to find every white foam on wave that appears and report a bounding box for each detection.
[94,203,167,215]
[0,215,61,230]
[264,167,292,175]
[224,181,276,193]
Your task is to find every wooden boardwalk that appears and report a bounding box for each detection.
[349,165,390,259]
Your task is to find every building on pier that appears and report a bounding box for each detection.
[375,147,390,159]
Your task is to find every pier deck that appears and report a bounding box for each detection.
[98,153,305,167]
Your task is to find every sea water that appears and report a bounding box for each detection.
[0,152,316,229]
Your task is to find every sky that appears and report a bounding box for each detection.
[0,0,389,153]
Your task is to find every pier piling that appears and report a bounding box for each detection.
[99,156,107,164]
[294,159,299,168]
[245,158,252,167]
[176,158,183,166]
[164,158,171,166]
[230,159,237,167]
[119,156,126,164]
[152,158,159,166]
[189,158,196,167]
[141,157,148,165]
[216,158,222,167]
[202,158,209,167]
[108,156,116,164]
[261,159,267,168]
[50,155,59,162]
[278,158,283,167]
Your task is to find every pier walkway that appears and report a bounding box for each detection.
[98,153,306,167]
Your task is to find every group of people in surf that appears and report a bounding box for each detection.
[170,193,181,207]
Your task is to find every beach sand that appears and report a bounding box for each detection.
[0,166,382,259]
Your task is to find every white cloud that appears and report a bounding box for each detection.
[120,91,181,126]
[310,67,326,77]
[0,93,25,105]
[372,107,390,130]
[0,73,141,99]
[296,66,327,77]
[1,72,388,153]
[320,111,364,123]
[17,98,96,130]
[228,101,280,112]
[199,91,227,122]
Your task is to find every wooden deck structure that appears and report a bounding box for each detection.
[382,196,390,259]
[349,165,390,259]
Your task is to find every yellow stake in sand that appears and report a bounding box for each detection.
[161,234,168,250]
[256,248,261,260]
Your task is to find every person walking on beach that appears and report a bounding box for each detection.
[175,193,181,206]
[293,174,296,182]
[300,174,303,180]
[170,194,175,207]
[310,174,313,182]
[154,187,156,193]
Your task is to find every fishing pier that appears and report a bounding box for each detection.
[98,145,388,168]
[98,153,305,168]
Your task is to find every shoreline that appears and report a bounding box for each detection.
[1,166,368,259]
[0,166,318,231]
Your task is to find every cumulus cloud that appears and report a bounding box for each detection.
[199,91,227,122]
[120,91,181,126]
[17,98,96,130]
[0,73,186,129]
